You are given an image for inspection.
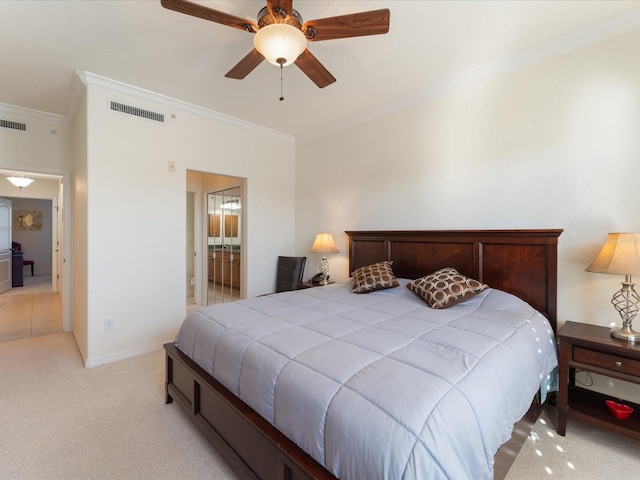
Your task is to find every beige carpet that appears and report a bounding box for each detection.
[2,332,639,480]
[0,333,239,480]
[507,401,640,479]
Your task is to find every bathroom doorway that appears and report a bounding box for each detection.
[186,171,244,309]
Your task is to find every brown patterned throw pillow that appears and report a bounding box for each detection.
[351,261,400,294]
[406,267,488,308]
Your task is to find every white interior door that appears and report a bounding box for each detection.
[0,198,13,294]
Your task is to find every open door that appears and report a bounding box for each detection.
[0,197,12,294]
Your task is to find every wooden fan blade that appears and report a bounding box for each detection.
[294,49,336,88]
[303,9,390,41]
[267,0,293,18]
[161,0,258,33]
[225,49,265,79]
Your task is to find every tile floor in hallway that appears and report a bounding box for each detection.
[0,275,62,343]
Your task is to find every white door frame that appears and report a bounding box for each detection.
[58,169,72,332]
[192,190,203,306]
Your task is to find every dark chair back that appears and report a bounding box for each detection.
[276,256,306,293]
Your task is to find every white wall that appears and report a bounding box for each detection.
[295,29,640,401]
[79,75,296,366]
[0,104,71,172]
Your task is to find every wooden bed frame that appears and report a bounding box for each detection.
[165,229,562,480]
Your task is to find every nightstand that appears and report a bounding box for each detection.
[297,281,335,289]
[557,321,640,440]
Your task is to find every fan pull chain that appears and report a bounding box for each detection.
[277,57,285,101]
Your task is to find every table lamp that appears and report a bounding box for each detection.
[586,232,640,341]
[309,233,339,285]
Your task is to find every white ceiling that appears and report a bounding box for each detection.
[2,1,640,139]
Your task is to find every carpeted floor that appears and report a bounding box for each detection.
[2,332,639,480]
[506,401,640,479]
[0,333,239,480]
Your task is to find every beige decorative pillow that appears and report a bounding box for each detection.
[351,261,400,294]
[406,267,488,308]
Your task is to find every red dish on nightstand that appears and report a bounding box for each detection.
[605,400,634,420]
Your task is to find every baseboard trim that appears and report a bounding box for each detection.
[84,342,164,368]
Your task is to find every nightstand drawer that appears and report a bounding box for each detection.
[574,348,640,376]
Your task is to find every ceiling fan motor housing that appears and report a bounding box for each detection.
[257,6,303,29]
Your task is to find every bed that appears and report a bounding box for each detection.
[165,229,562,480]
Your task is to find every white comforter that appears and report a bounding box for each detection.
[174,279,557,480]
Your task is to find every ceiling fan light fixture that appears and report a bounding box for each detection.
[7,174,34,189]
[254,23,306,67]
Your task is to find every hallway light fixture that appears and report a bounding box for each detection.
[7,174,34,189]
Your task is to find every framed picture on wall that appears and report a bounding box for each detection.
[14,210,43,231]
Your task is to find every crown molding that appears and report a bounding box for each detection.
[0,103,68,125]
[74,71,294,143]
[296,7,640,143]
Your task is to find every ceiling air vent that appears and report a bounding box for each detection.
[109,101,165,123]
[0,119,27,132]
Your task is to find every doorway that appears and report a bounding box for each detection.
[0,168,69,342]
[186,171,245,309]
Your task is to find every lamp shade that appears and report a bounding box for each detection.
[254,23,307,66]
[586,233,640,276]
[309,233,339,254]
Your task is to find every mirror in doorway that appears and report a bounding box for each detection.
[207,186,241,305]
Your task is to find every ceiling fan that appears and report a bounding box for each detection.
[161,0,390,89]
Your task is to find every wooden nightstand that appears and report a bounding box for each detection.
[297,281,335,289]
[557,321,640,440]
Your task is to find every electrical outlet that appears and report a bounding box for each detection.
[104,317,115,331]
[168,161,176,173]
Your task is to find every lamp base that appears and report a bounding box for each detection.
[611,325,640,342]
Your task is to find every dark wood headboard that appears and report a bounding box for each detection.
[346,229,562,331]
